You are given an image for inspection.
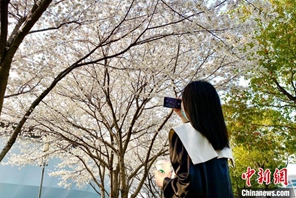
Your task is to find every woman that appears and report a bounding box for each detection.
[155,80,234,198]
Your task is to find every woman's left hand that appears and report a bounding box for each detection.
[154,162,172,188]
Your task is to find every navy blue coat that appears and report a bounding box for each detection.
[163,132,234,198]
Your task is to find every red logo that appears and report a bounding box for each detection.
[241,167,288,187]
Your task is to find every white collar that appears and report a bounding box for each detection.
[170,123,234,166]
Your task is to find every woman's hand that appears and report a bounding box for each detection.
[173,108,182,117]
[173,108,189,123]
[154,161,172,188]
[155,171,169,188]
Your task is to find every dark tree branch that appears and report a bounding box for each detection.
[7,0,53,54]
[4,78,41,98]
[7,17,26,45]
[0,0,53,116]
[290,67,296,95]
[272,78,296,103]
[28,20,82,34]
[0,0,9,61]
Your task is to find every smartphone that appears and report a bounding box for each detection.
[163,97,181,109]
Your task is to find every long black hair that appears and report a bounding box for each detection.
[182,80,229,150]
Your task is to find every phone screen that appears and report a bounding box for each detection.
[163,97,181,109]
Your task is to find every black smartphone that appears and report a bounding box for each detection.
[163,97,181,109]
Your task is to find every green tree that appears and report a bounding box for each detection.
[245,0,295,154]
[224,98,289,197]
[252,0,296,119]
[230,146,284,197]
[224,0,296,196]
